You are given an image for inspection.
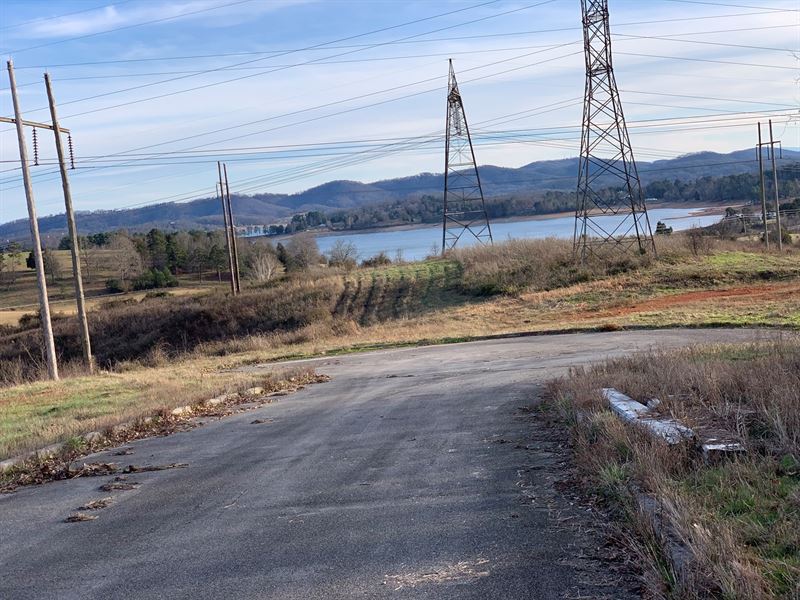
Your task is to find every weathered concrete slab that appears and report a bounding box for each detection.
[603,388,695,445]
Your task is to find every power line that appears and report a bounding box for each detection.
[662,0,796,11]
[617,52,799,70]
[0,49,584,190]
[65,114,797,208]
[615,32,796,53]
[8,8,796,70]
[620,89,797,109]
[0,41,577,91]
[14,44,583,178]
[5,22,795,92]
[11,0,522,117]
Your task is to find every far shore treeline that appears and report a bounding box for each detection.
[0,152,798,243]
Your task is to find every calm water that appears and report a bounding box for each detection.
[314,208,720,262]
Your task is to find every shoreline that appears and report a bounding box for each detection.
[263,203,729,241]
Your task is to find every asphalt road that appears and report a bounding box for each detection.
[0,329,771,599]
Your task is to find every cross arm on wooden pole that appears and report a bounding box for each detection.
[0,115,70,133]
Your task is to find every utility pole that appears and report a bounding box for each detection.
[223,164,241,293]
[757,123,770,250]
[44,72,93,373]
[7,59,59,380]
[768,120,783,252]
[217,163,236,295]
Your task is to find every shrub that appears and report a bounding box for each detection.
[361,252,391,268]
[132,268,178,291]
[105,279,128,293]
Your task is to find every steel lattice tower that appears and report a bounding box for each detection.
[442,59,492,253]
[574,0,655,260]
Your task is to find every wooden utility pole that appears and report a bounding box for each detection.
[217,163,237,295]
[757,123,769,250]
[768,120,783,252]
[44,72,93,373]
[7,59,59,380]
[223,164,241,294]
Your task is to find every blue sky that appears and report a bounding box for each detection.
[0,0,798,224]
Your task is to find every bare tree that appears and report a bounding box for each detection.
[285,233,322,271]
[327,240,358,271]
[79,238,102,283]
[42,248,61,284]
[7,242,21,284]
[250,252,281,282]
[108,234,144,283]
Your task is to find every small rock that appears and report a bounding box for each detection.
[83,431,104,444]
[0,458,21,473]
[204,396,227,407]
[110,424,129,436]
[245,387,264,396]
[170,405,192,417]
[36,443,63,459]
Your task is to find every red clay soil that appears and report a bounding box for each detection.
[582,281,800,319]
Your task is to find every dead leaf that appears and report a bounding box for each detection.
[65,513,98,522]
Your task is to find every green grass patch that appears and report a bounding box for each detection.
[683,459,800,595]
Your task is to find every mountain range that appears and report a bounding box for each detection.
[2,148,797,243]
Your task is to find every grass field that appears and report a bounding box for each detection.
[0,249,227,326]
[0,236,798,461]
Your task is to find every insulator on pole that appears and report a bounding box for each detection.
[32,127,39,166]
[68,133,75,169]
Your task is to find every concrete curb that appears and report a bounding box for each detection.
[603,388,694,445]
[602,388,746,460]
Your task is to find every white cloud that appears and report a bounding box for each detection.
[22,0,314,40]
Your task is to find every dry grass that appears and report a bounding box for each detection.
[4,237,797,387]
[0,243,796,392]
[548,339,800,598]
[0,359,317,460]
[1,237,799,462]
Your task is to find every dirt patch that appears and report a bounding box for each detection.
[579,282,800,320]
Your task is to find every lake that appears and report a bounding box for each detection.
[314,207,721,262]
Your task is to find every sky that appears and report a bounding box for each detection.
[0,0,798,224]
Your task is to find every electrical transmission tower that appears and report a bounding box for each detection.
[574,0,655,260]
[442,59,492,253]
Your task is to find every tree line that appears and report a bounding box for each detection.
[278,166,800,234]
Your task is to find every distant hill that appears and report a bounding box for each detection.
[2,148,797,243]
